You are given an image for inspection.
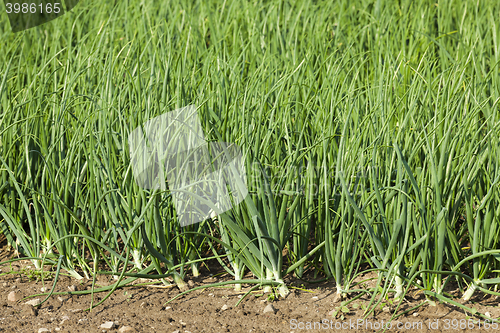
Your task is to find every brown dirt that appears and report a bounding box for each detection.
[1,243,500,332]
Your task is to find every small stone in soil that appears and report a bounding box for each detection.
[165,306,172,310]
[221,304,228,311]
[38,328,50,333]
[100,321,116,330]
[25,298,41,306]
[188,280,195,287]
[7,291,19,302]
[118,326,136,333]
[263,304,276,314]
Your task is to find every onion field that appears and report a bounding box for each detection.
[1,0,500,318]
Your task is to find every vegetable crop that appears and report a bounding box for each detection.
[1,0,500,315]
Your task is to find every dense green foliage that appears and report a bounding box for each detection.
[1,0,500,314]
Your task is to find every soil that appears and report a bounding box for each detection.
[1,241,499,332]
